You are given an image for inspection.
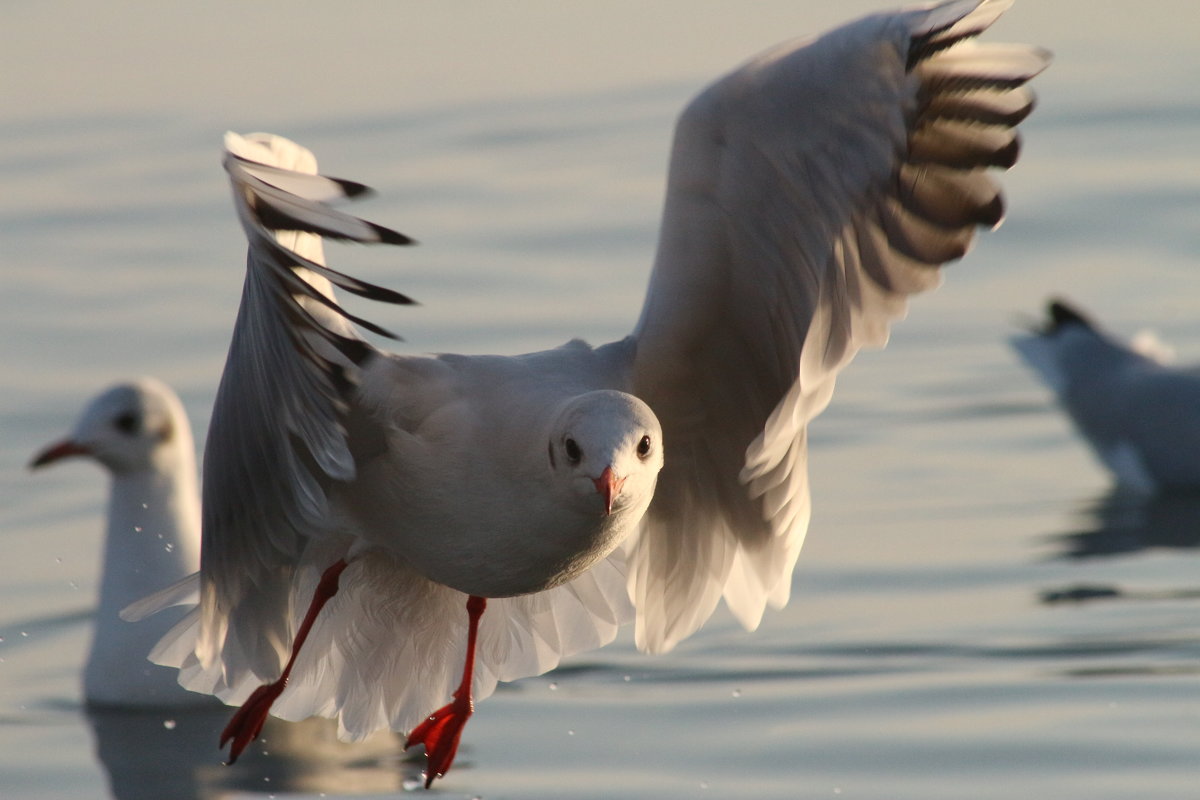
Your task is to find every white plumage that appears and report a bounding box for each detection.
[128,0,1048,784]
[30,378,207,707]
[1013,299,1200,493]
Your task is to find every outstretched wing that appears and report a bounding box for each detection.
[628,0,1050,652]
[149,134,631,737]
[198,132,413,679]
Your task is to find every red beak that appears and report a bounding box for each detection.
[29,439,90,469]
[592,466,626,516]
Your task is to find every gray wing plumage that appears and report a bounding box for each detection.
[197,133,413,678]
[628,0,1050,652]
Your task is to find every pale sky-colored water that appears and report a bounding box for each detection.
[3,2,1200,798]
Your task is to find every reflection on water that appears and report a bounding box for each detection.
[1048,489,1200,559]
[1035,488,1200,682]
[88,708,410,799]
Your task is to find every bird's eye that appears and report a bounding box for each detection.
[637,434,652,458]
[114,412,140,435]
[564,437,582,465]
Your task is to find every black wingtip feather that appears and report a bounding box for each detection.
[334,177,373,199]
[370,222,417,246]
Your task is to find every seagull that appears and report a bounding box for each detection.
[1012,299,1200,493]
[30,378,207,707]
[126,0,1048,786]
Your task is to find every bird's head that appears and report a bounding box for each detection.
[547,390,663,519]
[29,378,189,476]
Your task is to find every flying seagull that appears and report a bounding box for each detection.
[127,0,1048,786]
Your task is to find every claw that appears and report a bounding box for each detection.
[218,559,348,765]
[406,594,487,787]
[220,680,285,763]
[405,690,474,788]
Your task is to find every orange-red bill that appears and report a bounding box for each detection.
[29,439,90,469]
[591,466,626,516]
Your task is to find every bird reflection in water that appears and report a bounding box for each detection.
[87,707,410,800]
[1040,488,1200,606]
[1046,489,1200,561]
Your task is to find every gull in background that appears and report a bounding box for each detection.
[126,0,1049,786]
[30,378,206,707]
[1013,298,1200,493]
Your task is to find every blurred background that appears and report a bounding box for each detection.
[2,2,1198,798]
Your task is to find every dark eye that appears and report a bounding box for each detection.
[114,412,140,435]
[564,437,582,465]
[637,435,652,458]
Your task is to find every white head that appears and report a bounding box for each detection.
[30,377,194,476]
[546,390,663,520]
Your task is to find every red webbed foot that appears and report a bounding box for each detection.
[220,679,285,764]
[219,559,349,765]
[407,594,487,787]
[406,690,473,788]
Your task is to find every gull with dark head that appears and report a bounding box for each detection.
[127,0,1049,786]
[1013,299,1200,493]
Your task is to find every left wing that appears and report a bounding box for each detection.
[628,0,1050,652]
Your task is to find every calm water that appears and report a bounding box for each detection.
[3,2,1199,798]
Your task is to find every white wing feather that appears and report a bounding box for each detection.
[149,541,633,738]
[149,132,634,737]
[628,0,1050,652]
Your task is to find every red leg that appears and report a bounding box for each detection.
[220,558,348,764]
[406,594,487,788]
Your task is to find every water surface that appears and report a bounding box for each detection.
[3,2,1199,798]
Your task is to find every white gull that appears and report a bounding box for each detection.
[127,0,1049,785]
[1012,299,1200,493]
[30,377,207,707]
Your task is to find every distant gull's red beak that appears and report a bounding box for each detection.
[592,466,626,516]
[29,439,90,469]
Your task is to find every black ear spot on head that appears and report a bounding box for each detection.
[114,412,140,435]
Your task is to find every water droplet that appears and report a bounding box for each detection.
[548,681,558,691]
[20,631,28,638]
[133,526,143,533]
[162,719,176,730]
[164,543,174,553]
[141,503,149,510]
[567,729,575,736]
[731,688,742,698]
[55,557,63,564]
[0,636,6,643]
[68,581,79,590]
[699,781,709,790]
[402,776,424,791]
[622,674,631,682]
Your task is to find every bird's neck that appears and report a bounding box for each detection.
[98,461,200,614]
[84,456,202,705]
